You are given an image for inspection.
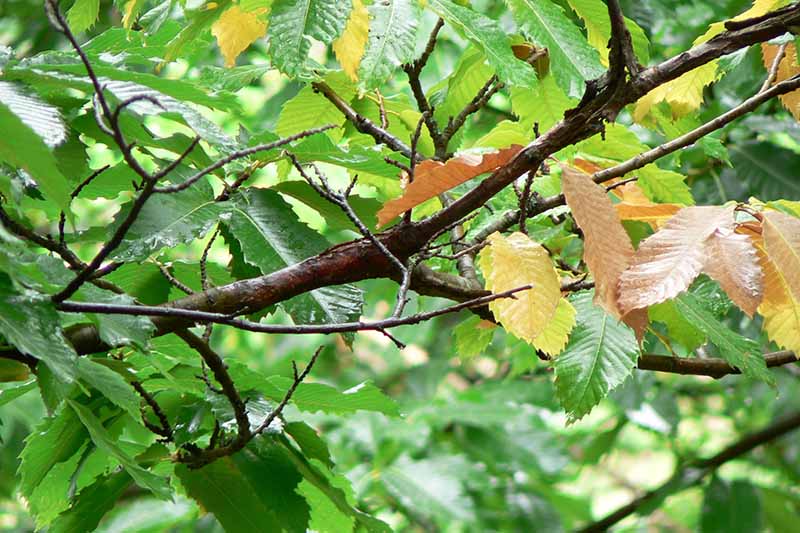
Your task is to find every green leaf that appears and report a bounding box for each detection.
[380,454,476,524]
[76,359,140,420]
[67,0,100,33]
[428,0,536,88]
[701,477,762,533]
[728,141,800,201]
[505,0,604,97]
[673,293,773,384]
[432,46,495,124]
[111,170,227,262]
[0,379,36,406]
[512,74,576,134]
[67,400,170,498]
[649,300,706,352]
[18,405,88,500]
[287,132,398,178]
[272,181,381,232]
[277,74,355,136]
[453,315,495,360]
[49,472,134,533]
[175,457,285,533]
[566,0,650,66]
[267,0,350,76]
[104,263,172,305]
[224,188,363,330]
[554,290,640,422]
[0,275,77,383]
[358,0,420,89]
[0,82,71,212]
[285,421,334,468]
[259,377,399,416]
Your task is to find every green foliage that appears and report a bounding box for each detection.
[1,0,799,531]
[554,290,640,422]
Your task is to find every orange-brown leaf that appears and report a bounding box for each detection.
[561,167,634,319]
[762,43,800,120]
[617,206,734,314]
[703,226,763,317]
[762,210,800,301]
[376,145,523,226]
[615,203,682,228]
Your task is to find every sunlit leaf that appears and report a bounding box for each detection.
[333,0,369,82]
[212,6,268,68]
[477,232,561,343]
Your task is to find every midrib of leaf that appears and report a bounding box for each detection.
[156,200,217,236]
[573,315,607,408]
[732,145,796,189]
[360,0,400,82]
[294,0,314,51]
[194,463,265,531]
[513,0,598,83]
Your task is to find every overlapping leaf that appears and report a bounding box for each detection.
[562,167,635,319]
[0,82,71,212]
[268,0,349,76]
[224,188,363,330]
[566,0,650,66]
[477,232,561,344]
[429,0,536,88]
[618,206,736,314]
[333,0,370,82]
[756,236,800,357]
[554,290,640,422]
[377,145,523,225]
[703,227,763,317]
[762,211,800,301]
[505,0,604,97]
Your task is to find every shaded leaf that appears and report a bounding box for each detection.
[453,315,496,360]
[674,293,773,384]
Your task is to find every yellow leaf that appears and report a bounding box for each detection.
[531,298,576,357]
[477,232,561,344]
[762,43,800,120]
[122,0,146,29]
[633,62,718,122]
[211,7,268,68]
[332,0,369,82]
[701,0,787,42]
[756,236,800,356]
[762,210,800,301]
[376,145,523,226]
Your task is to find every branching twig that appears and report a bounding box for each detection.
[578,409,800,532]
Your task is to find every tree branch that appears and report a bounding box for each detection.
[638,350,797,378]
[578,409,800,532]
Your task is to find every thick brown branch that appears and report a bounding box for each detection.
[638,351,797,378]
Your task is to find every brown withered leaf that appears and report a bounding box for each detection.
[376,145,523,226]
[762,43,800,120]
[762,210,800,301]
[561,166,647,336]
[617,205,734,314]
[703,226,763,317]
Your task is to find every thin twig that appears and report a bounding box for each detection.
[155,126,334,194]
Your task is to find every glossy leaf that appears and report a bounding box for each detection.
[358,0,419,89]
